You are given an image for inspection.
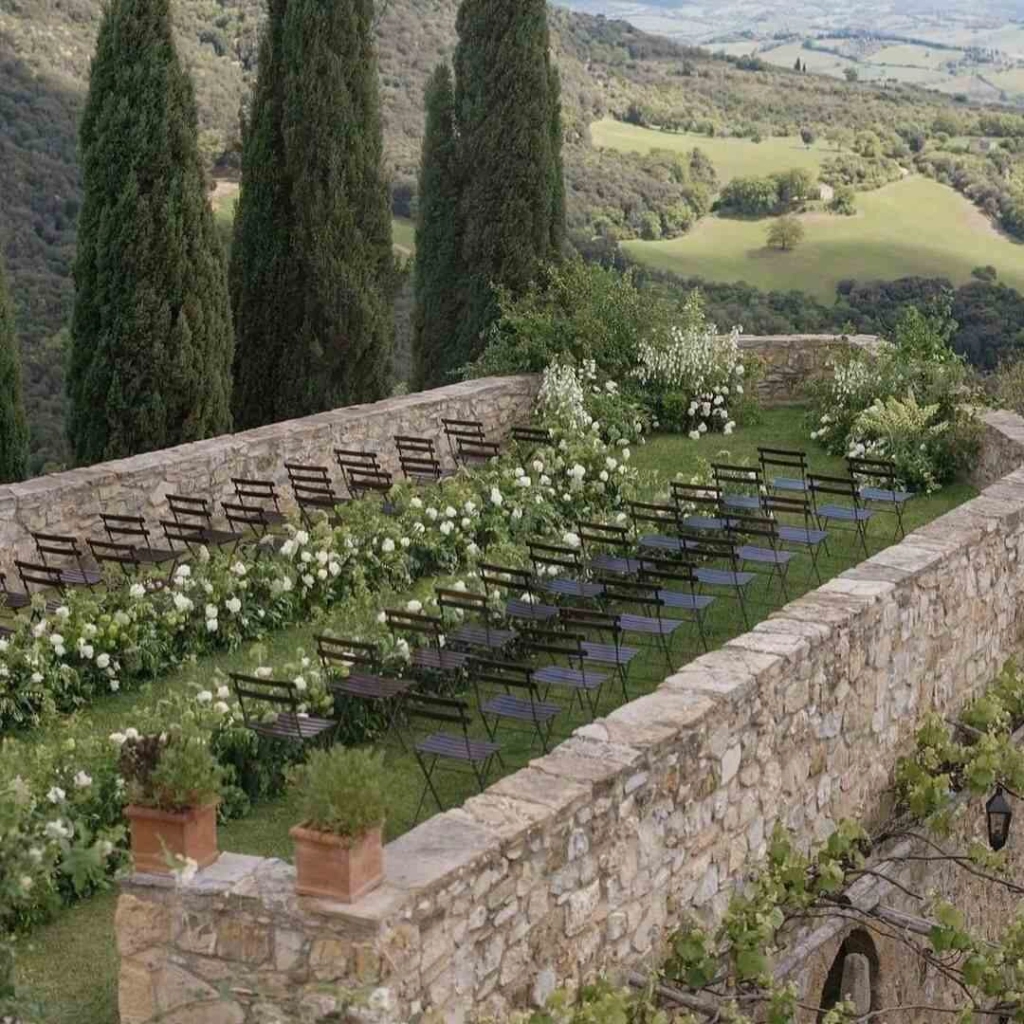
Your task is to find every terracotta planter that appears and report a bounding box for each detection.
[290,823,384,902]
[125,802,220,875]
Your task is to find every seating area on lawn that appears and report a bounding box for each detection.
[6,407,977,1023]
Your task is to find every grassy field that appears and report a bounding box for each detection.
[622,175,1024,302]
[392,216,416,256]
[589,118,832,184]
[13,408,976,1024]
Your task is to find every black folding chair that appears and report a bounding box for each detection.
[761,494,829,584]
[88,539,176,584]
[398,452,447,485]
[334,450,381,497]
[479,562,558,624]
[286,463,345,525]
[403,693,500,822]
[577,521,642,577]
[638,556,715,652]
[316,636,414,748]
[847,456,913,541]
[230,672,338,747]
[222,502,286,554]
[808,474,875,558]
[528,540,605,601]
[597,577,683,669]
[468,657,560,754]
[167,495,242,549]
[99,514,179,577]
[442,418,485,464]
[15,561,69,600]
[510,426,553,459]
[629,501,688,557]
[520,626,608,719]
[30,533,103,589]
[0,570,59,621]
[671,482,726,534]
[457,437,502,467]
[759,447,810,495]
[160,519,210,556]
[685,537,756,631]
[436,588,515,652]
[349,469,397,515]
[724,512,796,603]
[712,464,764,513]
[385,608,468,680]
[231,479,288,528]
[559,606,641,700]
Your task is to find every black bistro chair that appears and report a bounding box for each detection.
[759,447,810,496]
[528,540,605,602]
[479,562,558,625]
[166,495,242,550]
[384,608,468,680]
[99,514,179,577]
[808,474,875,558]
[468,657,560,755]
[30,533,103,589]
[316,636,415,747]
[847,456,913,541]
[436,587,516,652]
[230,672,337,747]
[231,479,288,528]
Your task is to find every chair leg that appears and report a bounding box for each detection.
[413,753,443,822]
[735,586,751,631]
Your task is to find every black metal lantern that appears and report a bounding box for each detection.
[987,787,1013,852]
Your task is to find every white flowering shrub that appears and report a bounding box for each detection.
[631,293,749,439]
[536,360,648,446]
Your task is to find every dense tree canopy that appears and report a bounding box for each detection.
[231,0,394,428]
[0,254,28,483]
[66,0,233,464]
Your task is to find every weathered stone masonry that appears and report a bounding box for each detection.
[115,407,1024,1024]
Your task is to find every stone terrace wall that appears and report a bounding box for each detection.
[0,376,538,573]
[740,333,883,406]
[117,408,1024,1024]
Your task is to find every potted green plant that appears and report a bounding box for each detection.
[120,731,224,875]
[289,746,387,902]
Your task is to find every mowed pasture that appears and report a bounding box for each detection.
[621,176,1024,302]
[589,118,832,184]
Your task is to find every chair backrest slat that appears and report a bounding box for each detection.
[724,513,779,543]
[629,501,682,533]
[16,561,65,592]
[403,693,473,728]
[521,626,584,659]
[577,521,630,551]
[385,609,443,638]
[808,474,859,500]
[529,541,582,574]
[32,532,83,562]
[101,514,151,545]
[479,562,534,595]
[88,539,138,568]
[436,588,488,616]
[671,482,722,511]
[316,636,379,672]
[232,478,282,511]
[758,447,808,473]
[560,606,621,635]
[638,556,698,586]
[846,456,898,487]
[468,657,536,694]
[595,577,663,609]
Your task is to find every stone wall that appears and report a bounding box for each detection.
[739,333,883,406]
[116,408,1024,1024]
[0,376,538,573]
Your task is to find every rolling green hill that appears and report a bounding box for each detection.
[623,175,1024,302]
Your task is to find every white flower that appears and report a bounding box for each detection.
[279,538,296,558]
[464,501,476,515]
[32,620,48,638]
[490,487,504,507]
[605,457,618,471]
[440,521,454,536]
[302,573,315,587]
[255,666,273,678]
[124,727,140,740]
[329,560,342,575]
[44,820,71,840]
[531,460,544,473]
[174,564,191,579]
[55,606,70,621]
[412,521,426,535]
[516,476,531,489]
[47,787,65,804]
[540,475,552,487]
[127,581,146,600]
[426,507,439,520]
[406,599,423,614]
[96,652,111,670]
[316,549,329,565]
[293,676,307,692]
[466,542,480,557]
[599,470,609,482]
[173,593,193,614]
[31,671,44,684]
[110,679,120,692]
[688,430,701,441]
[511,508,523,521]
[205,603,218,620]
[295,530,310,546]
[399,537,411,551]
[79,642,94,660]
[74,771,92,789]
[724,422,735,436]
[615,512,628,524]
[444,506,457,519]
[197,690,213,703]
[376,611,387,624]
[300,550,313,563]
[19,875,33,893]
[714,394,724,406]
[735,383,744,395]
[316,568,328,580]
[697,422,708,435]
[381,538,395,554]
[231,562,247,578]
[49,633,65,649]
[622,448,631,461]
[461,517,471,529]
[395,639,411,662]
[28,846,43,863]
[410,496,423,509]
[226,597,242,615]
[735,364,745,376]
[563,532,581,549]
[570,464,586,481]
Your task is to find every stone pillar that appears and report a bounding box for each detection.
[839,952,872,1016]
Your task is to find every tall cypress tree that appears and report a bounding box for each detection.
[454,0,565,362]
[232,0,394,429]
[412,64,463,389]
[67,0,233,465]
[0,253,29,483]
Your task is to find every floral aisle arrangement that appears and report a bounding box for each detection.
[631,292,753,439]
[0,401,646,946]
[808,308,981,492]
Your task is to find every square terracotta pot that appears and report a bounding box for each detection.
[290,823,384,903]
[125,803,220,875]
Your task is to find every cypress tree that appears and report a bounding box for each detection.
[67,0,233,465]
[412,64,463,389]
[454,0,565,362]
[0,253,29,483]
[232,0,394,429]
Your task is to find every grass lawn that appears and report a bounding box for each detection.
[589,118,833,184]
[392,216,415,256]
[13,408,977,1023]
[622,176,1024,303]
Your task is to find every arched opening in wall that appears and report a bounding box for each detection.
[817,930,881,1021]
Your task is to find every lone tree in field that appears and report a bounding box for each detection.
[67,0,233,464]
[800,126,817,148]
[454,0,566,363]
[412,64,463,389]
[767,215,805,251]
[0,253,29,483]
[231,0,394,428]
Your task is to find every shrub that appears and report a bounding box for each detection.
[289,746,387,838]
[120,730,224,812]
